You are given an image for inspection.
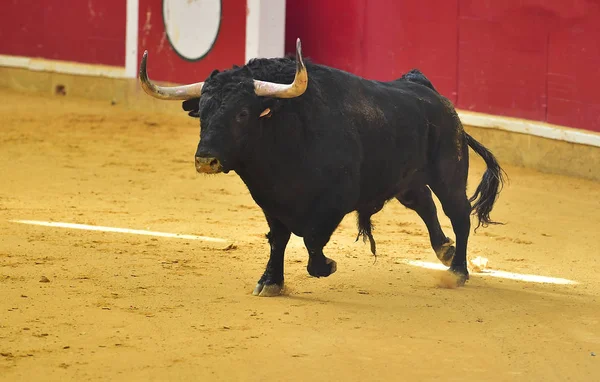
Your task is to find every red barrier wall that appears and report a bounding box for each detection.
[285,0,600,132]
[0,0,126,66]
[0,0,247,84]
[138,0,246,85]
[547,13,600,130]
[1,1,598,133]
[285,0,458,103]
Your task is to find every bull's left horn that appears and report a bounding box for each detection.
[139,51,204,100]
[253,38,308,98]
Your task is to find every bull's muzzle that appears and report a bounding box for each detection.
[195,156,223,174]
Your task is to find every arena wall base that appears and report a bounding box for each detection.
[463,125,599,182]
[1,66,599,182]
[0,66,188,115]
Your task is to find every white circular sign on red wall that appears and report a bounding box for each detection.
[162,0,222,61]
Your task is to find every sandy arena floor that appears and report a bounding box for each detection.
[1,89,599,381]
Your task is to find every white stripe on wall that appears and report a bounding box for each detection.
[0,54,128,78]
[458,110,600,148]
[245,0,286,63]
[125,0,140,78]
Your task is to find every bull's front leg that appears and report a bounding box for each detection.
[305,239,337,277]
[252,214,290,297]
[303,210,344,278]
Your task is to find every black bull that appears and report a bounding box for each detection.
[139,39,506,296]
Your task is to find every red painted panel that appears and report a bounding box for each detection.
[547,11,600,132]
[285,0,365,75]
[457,1,549,121]
[286,0,600,131]
[460,0,590,22]
[138,0,246,85]
[361,0,458,102]
[285,0,458,102]
[0,0,126,66]
[0,1,42,58]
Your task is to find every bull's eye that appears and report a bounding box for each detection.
[236,108,249,122]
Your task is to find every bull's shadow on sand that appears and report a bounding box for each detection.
[270,264,587,311]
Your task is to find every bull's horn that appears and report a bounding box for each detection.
[139,51,204,100]
[253,38,308,98]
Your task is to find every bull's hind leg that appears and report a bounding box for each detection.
[396,186,455,266]
[429,183,471,286]
[253,214,290,297]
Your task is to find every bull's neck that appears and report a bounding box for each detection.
[235,125,309,210]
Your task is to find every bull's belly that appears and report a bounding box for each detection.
[354,167,426,213]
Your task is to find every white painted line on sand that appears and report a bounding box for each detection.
[404,260,577,285]
[10,220,228,243]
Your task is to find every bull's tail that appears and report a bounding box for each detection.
[402,70,505,230]
[356,212,377,259]
[466,133,507,231]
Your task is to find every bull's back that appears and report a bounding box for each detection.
[303,66,459,209]
[345,80,437,206]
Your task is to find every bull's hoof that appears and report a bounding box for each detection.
[307,258,337,278]
[448,264,469,287]
[252,281,284,297]
[435,239,455,266]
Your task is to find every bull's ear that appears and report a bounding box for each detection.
[182,98,200,118]
[259,108,272,118]
[259,99,282,118]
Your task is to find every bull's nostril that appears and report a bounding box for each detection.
[195,157,221,173]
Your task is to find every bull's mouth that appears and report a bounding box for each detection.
[195,157,223,174]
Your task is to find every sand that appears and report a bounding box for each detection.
[1,89,599,381]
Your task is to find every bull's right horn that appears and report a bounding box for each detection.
[253,38,308,98]
[139,51,204,100]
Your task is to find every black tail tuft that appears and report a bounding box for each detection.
[356,212,377,258]
[466,133,507,231]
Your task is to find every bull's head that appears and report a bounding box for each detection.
[139,38,308,174]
